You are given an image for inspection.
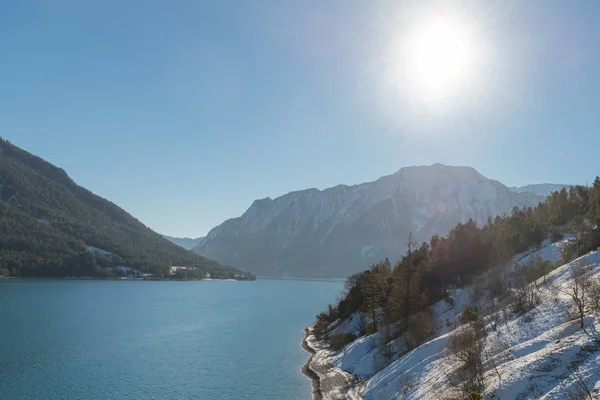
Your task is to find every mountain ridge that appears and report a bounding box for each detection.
[509,183,573,197]
[162,235,206,250]
[0,138,253,280]
[193,164,545,278]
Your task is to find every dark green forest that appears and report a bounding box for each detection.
[0,138,254,280]
[316,180,600,343]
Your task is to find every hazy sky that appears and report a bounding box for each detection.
[2,1,600,237]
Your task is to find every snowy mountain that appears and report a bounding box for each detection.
[307,240,600,400]
[193,164,544,278]
[510,183,572,198]
[162,235,205,250]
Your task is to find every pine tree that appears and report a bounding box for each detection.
[362,271,383,330]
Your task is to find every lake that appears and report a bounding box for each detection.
[0,279,343,399]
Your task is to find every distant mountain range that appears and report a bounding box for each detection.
[193,164,548,278]
[0,138,252,279]
[509,183,572,197]
[162,235,205,250]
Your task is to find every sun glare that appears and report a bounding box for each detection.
[406,13,476,101]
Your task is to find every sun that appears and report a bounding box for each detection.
[406,13,476,101]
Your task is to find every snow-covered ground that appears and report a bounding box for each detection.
[105,266,140,275]
[304,327,365,400]
[86,246,114,256]
[320,239,600,399]
[509,184,572,198]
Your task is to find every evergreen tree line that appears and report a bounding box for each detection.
[0,138,254,280]
[316,180,600,341]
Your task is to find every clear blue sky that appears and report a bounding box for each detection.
[2,1,600,237]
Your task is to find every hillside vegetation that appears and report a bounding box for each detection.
[0,138,253,280]
[312,180,600,399]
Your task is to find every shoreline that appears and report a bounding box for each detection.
[301,327,323,400]
[0,277,255,282]
[260,276,346,283]
[301,326,364,400]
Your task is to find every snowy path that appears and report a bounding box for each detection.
[302,326,364,400]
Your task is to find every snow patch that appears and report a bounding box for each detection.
[327,241,600,399]
[105,266,140,275]
[86,246,114,256]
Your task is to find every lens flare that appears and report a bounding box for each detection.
[407,13,475,101]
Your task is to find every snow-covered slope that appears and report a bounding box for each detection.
[194,164,543,278]
[321,240,600,400]
[510,183,572,198]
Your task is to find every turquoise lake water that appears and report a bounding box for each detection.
[0,279,343,399]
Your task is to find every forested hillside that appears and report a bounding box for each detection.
[0,138,254,280]
[318,183,600,333]
[311,181,600,398]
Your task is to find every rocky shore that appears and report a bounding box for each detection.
[301,327,323,400]
[301,326,364,400]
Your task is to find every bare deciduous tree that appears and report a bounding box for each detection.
[511,277,541,314]
[357,313,367,336]
[558,258,593,328]
[564,366,595,400]
[447,323,486,395]
[588,277,600,315]
[510,257,550,314]
[407,310,435,348]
